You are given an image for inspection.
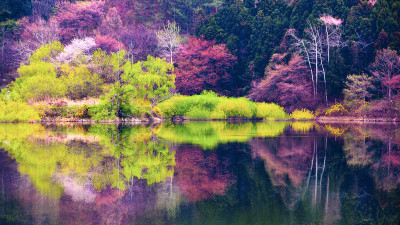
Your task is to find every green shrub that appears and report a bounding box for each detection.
[216,98,254,118]
[185,106,211,119]
[89,103,117,121]
[290,109,314,120]
[255,103,288,120]
[0,100,41,122]
[210,109,226,119]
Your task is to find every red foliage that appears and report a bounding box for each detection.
[175,37,237,96]
[95,35,125,53]
[384,74,400,90]
[174,145,232,202]
[248,53,316,112]
[55,1,104,43]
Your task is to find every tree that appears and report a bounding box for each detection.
[123,56,175,113]
[120,25,158,63]
[156,21,183,64]
[343,73,374,102]
[175,37,237,95]
[248,53,314,112]
[57,37,97,63]
[95,35,125,54]
[287,16,343,102]
[99,55,175,118]
[55,1,104,43]
[370,48,400,100]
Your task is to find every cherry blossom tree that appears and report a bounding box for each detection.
[57,37,97,63]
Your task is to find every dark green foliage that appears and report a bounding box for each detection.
[197,0,400,98]
[0,0,31,22]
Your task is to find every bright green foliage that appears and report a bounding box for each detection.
[92,49,127,83]
[215,98,255,118]
[157,122,290,149]
[123,56,175,105]
[92,55,175,120]
[255,103,288,120]
[28,41,64,63]
[11,60,65,101]
[157,92,225,118]
[0,100,40,121]
[158,92,290,120]
[290,109,314,120]
[60,64,104,99]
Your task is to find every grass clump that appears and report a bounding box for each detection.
[290,109,314,120]
[216,98,254,118]
[0,100,41,122]
[158,92,292,120]
[255,103,288,120]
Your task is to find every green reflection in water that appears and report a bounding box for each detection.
[157,121,292,149]
[0,123,175,199]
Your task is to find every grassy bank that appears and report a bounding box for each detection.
[1,92,316,122]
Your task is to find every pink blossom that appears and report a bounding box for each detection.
[320,15,343,26]
[57,37,97,63]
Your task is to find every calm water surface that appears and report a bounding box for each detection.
[0,122,399,225]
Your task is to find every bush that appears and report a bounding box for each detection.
[89,102,117,121]
[216,98,254,118]
[75,104,90,118]
[185,106,211,119]
[255,103,288,120]
[158,93,290,120]
[290,109,314,120]
[325,103,348,116]
[0,101,41,122]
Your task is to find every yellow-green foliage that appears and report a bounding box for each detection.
[0,100,41,121]
[216,98,254,118]
[157,122,290,149]
[158,92,262,119]
[325,103,348,116]
[28,41,64,62]
[290,109,314,120]
[60,64,104,100]
[255,102,288,120]
[291,122,314,132]
[75,104,89,118]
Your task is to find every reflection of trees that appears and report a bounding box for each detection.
[174,145,232,202]
[0,124,176,199]
[343,129,372,167]
[249,134,313,208]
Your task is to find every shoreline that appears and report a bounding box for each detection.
[316,116,399,124]
[0,116,399,124]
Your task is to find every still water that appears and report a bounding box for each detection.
[0,122,399,225]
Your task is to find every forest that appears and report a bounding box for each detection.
[0,0,400,121]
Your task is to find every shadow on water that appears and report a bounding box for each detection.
[0,122,399,224]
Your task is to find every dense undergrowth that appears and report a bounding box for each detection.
[157,91,294,120]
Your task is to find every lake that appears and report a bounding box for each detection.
[0,122,399,225]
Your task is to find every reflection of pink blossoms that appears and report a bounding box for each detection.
[320,15,343,26]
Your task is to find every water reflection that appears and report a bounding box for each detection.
[0,122,399,224]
